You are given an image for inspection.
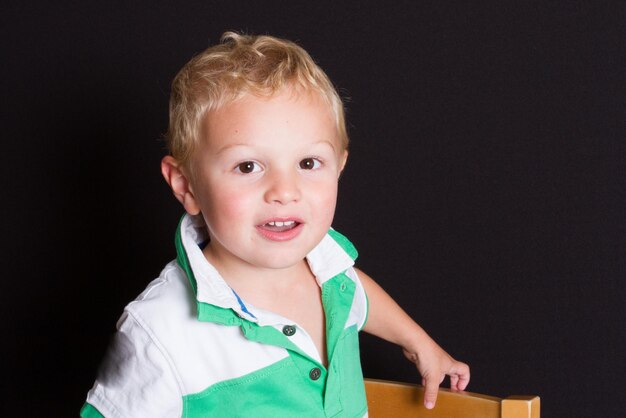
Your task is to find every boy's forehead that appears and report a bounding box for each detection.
[200,88,340,148]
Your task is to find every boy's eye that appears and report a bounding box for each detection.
[235,161,261,174]
[299,158,321,170]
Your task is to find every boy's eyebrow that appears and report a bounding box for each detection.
[214,142,251,155]
[315,139,338,152]
[215,139,339,154]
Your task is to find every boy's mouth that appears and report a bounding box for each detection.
[261,220,300,232]
[256,218,304,242]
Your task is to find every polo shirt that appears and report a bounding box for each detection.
[81,214,369,417]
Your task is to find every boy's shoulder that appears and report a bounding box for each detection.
[124,260,195,325]
[119,260,220,360]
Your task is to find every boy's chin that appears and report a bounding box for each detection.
[251,253,309,270]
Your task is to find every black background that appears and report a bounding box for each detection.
[2,2,624,417]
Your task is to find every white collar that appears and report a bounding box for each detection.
[177,214,355,323]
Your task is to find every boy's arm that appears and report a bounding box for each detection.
[356,267,470,410]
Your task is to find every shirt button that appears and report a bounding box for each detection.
[282,325,296,336]
[309,367,322,381]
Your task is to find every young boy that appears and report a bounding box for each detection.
[81,32,469,418]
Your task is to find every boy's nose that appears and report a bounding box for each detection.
[264,170,301,204]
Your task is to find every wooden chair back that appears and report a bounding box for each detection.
[365,378,540,418]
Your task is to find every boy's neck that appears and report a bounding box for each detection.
[202,243,313,293]
[203,241,328,366]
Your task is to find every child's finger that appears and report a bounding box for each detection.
[451,362,470,390]
[423,376,440,409]
[457,368,470,391]
[450,374,459,389]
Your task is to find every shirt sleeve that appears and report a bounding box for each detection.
[83,311,183,418]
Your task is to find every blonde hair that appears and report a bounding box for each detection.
[166,32,348,169]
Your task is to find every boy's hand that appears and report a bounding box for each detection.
[356,268,471,410]
[401,339,470,409]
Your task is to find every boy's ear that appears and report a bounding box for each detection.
[161,156,201,215]
[338,150,349,177]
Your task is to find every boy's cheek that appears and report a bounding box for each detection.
[206,190,251,218]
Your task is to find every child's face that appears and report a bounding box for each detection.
[187,87,347,271]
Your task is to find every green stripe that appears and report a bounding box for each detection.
[80,403,105,418]
[197,300,242,325]
[183,357,326,417]
[327,229,358,261]
[323,273,357,360]
[240,321,321,367]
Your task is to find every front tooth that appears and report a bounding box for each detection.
[275,221,284,227]
[284,221,295,226]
